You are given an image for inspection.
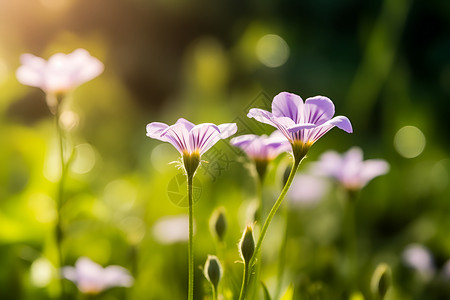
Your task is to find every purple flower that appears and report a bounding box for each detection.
[247,92,352,159]
[230,131,291,161]
[62,257,133,295]
[313,147,389,190]
[146,118,237,175]
[16,48,104,96]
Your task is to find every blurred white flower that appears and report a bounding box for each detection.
[152,215,195,244]
[289,174,330,207]
[62,257,133,294]
[16,48,104,96]
[402,244,435,280]
[313,147,389,191]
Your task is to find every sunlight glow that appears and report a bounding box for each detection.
[30,257,54,287]
[394,126,426,158]
[256,34,290,68]
[71,143,96,174]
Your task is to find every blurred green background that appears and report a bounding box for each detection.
[1,0,450,299]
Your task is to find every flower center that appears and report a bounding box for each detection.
[291,140,312,161]
[183,151,201,178]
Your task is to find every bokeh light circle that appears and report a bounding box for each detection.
[394,126,426,158]
[256,34,290,68]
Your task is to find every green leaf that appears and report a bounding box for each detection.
[260,281,272,300]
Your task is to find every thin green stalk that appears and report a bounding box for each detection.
[239,156,302,300]
[187,174,194,300]
[275,202,289,299]
[248,175,263,299]
[238,262,250,300]
[248,157,300,273]
[212,285,218,300]
[55,106,66,300]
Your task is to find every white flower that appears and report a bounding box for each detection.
[62,257,133,294]
[16,48,104,96]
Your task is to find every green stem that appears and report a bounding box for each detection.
[55,106,66,300]
[239,156,302,300]
[187,174,194,300]
[248,157,300,272]
[238,262,250,300]
[248,176,263,299]
[212,285,218,300]
[275,202,289,299]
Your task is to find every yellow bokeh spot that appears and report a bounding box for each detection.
[256,34,290,68]
[71,143,96,174]
[30,257,54,287]
[394,125,426,158]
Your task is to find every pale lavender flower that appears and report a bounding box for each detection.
[247,92,352,159]
[289,174,330,207]
[313,147,389,190]
[16,48,104,97]
[231,131,291,179]
[230,131,291,161]
[402,244,435,280]
[62,257,133,295]
[146,118,237,176]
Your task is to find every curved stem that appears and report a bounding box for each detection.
[238,262,250,300]
[248,157,301,281]
[187,174,194,300]
[238,156,302,300]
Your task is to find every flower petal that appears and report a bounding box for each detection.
[303,96,335,125]
[332,116,353,133]
[16,54,46,88]
[189,123,221,155]
[162,122,191,153]
[70,49,104,85]
[303,115,353,143]
[218,123,238,139]
[272,92,303,122]
[146,122,169,141]
[286,123,317,133]
[247,108,276,126]
[360,159,390,186]
[176,118,196,131]
[103,266,134,288]
[230,134,257,148]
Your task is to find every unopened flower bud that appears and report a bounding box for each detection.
[210,207,227,242]
[204,255,222,290]
[239,225,255,264]
[370,263,392,300]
